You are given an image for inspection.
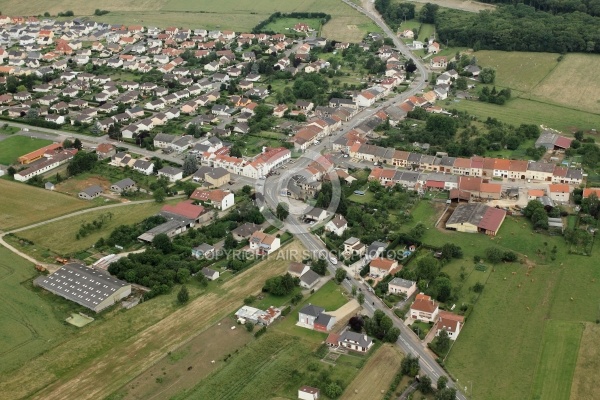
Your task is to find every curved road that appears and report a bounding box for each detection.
[262,2,466,399]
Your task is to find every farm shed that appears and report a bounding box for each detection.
[34,262,131,313]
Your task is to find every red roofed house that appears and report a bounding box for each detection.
[369,258,400,277]
[430,56,447,69]
[410,293,439,323]
[190,188,235,210]
[548,183,571,203]
[435,311,465,340]
[583,188,600,199]
[95,143,116,160]
[249,231,281,255]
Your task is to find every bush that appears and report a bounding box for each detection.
[281,305,291,316]
[254,326,267,338]
[244,295,256,305]
[245,321,254,332]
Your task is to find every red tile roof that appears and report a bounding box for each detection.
[411,294,438,313]
[161,200,205,220]
[583,188,600,198]
[478,207,506,233]
[554,136,572,149]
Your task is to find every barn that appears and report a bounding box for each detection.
[34,262,131,313]
[445,203,506,236]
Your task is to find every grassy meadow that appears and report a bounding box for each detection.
[7,0,380,41]
[0,136,53,165]
[15,201,164,255]
[0,180,93,231]
[454,51,600,132]
[0,245,74,375]
[569,323,600,400]
[401,200,600,400]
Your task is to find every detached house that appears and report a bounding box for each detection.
[249,231,280,255]
[369,258,400,277]
[325,214,348,236]
[410,293,439,323]
[190,188,235,210]
[298,304,336,332]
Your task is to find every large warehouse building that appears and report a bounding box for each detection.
[34,262,131,313]
[445,203,506,236]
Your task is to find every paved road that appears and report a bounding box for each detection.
[260,2,466,399]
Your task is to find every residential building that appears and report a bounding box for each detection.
[78,185,103,200]
[110,178,136,193]
[249,231,280,255]
[410,293,439,323]
[190,188,234,210]
[445,203,506,236]
[298,304,336,332]
[435,311,465,340]
[369,258,400,277]
[325,214,348,236]
[388,278,417,298]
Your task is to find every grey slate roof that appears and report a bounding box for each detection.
[299,304,325,317]
[389,277,416,288]
[34,263,129,311]
[81,185,103,197]
[300,269,320,287]
[112,178,135,190]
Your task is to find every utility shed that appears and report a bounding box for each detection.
[34,262,131,313]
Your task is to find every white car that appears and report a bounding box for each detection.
[329,256,338,265]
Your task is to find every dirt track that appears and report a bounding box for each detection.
[3,241,305,400]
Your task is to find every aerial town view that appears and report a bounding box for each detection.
[0,0,599,399]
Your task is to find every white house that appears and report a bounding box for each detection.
[190,188,235,210]
[369,258,399,277]
[435,311,464,340]
[132,159,154,175]
[388,278,417,298]
[249,231,280,255]
[157,166,183,182]
[325,214,348,236]
[298,386,320,400]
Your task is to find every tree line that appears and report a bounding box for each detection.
[252,12,332,34]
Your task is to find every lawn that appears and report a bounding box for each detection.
[341,344,403,400]
[0,245,73,374]
[530,320,583,400]
[0,136,53,165]
[569,323,600,400]
[15,201,167,255]
[1,240,306,400]
[0,180,93,231]
[17,0,379,41]
[275,280,349,343]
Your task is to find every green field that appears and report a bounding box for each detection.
[402,201,600,400]
[0,136,53,165]
[15,201,165,255]
[7,0,379,42]
[173,331,363,400]
[455,51,600,132]
[446,97,600,132]
[0,180,93,231]
[0,245,73,374]
[530,321,583,400]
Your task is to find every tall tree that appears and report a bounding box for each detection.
[177,285,189,304]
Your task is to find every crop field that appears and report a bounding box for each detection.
[531,54,600,114]
[15,201,164,255]
[6,0,379,41]
[530,321,583,400]
[401,201,600,400]
[0,180,93,231]
[0,240,305,400]
[117,316,254,400]
[0,136,53,165]
[570,323,600,400]
[341,344,403,400]
[0,245,73,375]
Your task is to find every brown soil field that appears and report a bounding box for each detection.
[121,316,254,400]
[0,240,305,400]
[569,323,600,400]
[341,344,404,400]
[55,175,112,197]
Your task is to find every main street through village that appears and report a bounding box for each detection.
[1,2,462,395]
[261,2,468,398]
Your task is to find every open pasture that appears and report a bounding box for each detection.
[0,180,93,231]
[0,136,52,165]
